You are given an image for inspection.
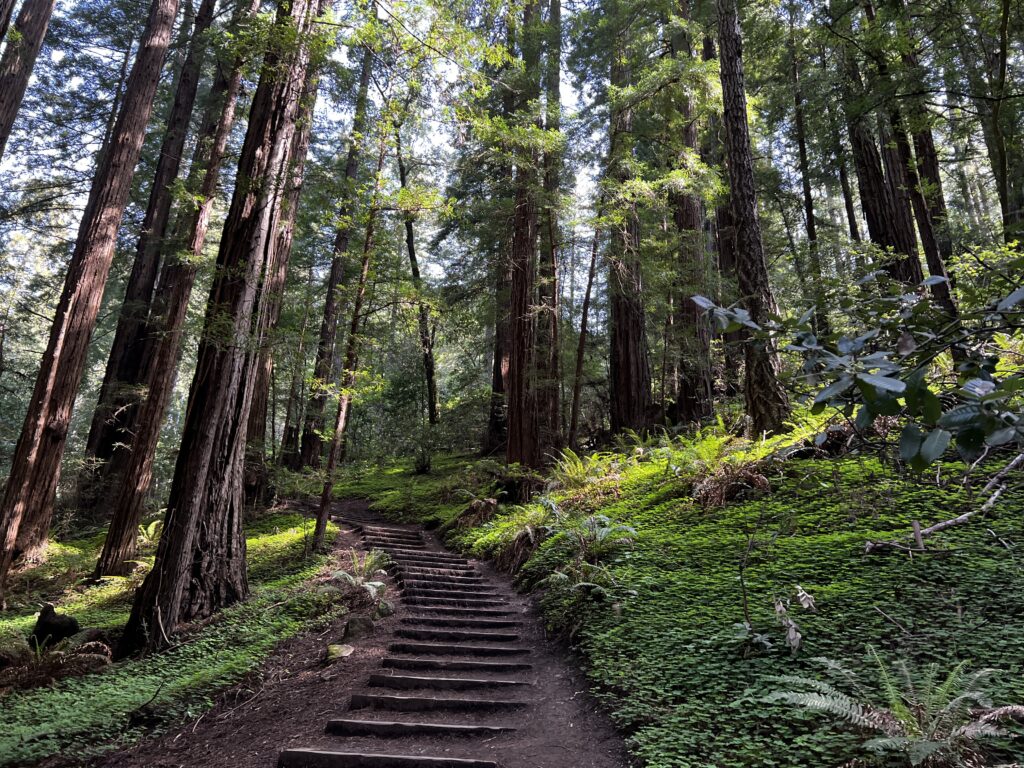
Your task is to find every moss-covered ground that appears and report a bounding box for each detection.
[0,512,340,767]
[325,437,1024,767]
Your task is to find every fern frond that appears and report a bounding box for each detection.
[762,691,879,730]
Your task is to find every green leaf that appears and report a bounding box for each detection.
[938,404,981,429]
[920,389,942,425]
[919,429,951,465]
[814,376,854,404]
[857,373,906,394]
[985,427,1018,447]
[899,424,924,462]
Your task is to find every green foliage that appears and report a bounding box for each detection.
[0,513,342,766]
[765,651,1024,766]
[359,449,1024,767]
[330,548,390,603]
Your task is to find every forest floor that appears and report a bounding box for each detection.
[92,502,628,768]
[311,436,1024,768]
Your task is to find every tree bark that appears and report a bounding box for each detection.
[607,40,653,434]
[78,0,219,520]
[506,0,542,467]
[0,0,58,163]
[717,0,789,435]
[0,0,16,44]
[95,0,260,579]
[298,25,374,469]
[534,0,561,450]
[121,0,321,648]
[244,72,320,504]
[395,125,439,426]
[0,0,181,600]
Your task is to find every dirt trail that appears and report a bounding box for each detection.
[95,502,629,768]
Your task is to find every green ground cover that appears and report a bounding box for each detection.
[0,512,341,767]
[329,436,1024,767]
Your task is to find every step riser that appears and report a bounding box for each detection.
[404,598,506,608]
[367,674,528,691]
[279,749,497,768]
[401,589,501,599]
[399,581,490,591]
[400,607,516,617]
[389,642,529,657]
[326,720,515,738]
[382,658,533,673]
[400,617,521,629]
[395,629,520,642]
[350,694,528,713]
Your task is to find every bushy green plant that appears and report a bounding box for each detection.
[764,650,1024,767]
[548,448,616,490]
[331,548,389,603]
[136,519,164,550]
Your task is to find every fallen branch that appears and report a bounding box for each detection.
[865,453,1024,554]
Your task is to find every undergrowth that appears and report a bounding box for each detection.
[319,419,1024,767]
[0,512,341,767]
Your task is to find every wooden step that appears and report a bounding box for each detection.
[400,616,521,629]
[401,587,501,600]
[401,606,517,617]
[397,574,485,585]
[382,657,533,673]
[398,580,492,591]
[365,539,427,549]
[404,596,507,608]
[394,627,520,643]
[385,550,470,563]
[325,719,516,737]
[389,642,529,657]
[349,693,529,712]
[367,673,530,691]
[392,565,479,577]
[279,749,497,768]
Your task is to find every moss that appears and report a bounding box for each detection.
[0,513,341,767]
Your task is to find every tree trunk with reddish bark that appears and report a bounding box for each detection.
[121,0,321,648]
[0,0,180,601]
[717,0,789,435]
[78,0,219,520]
[506,0,542,468]
[94,0,260,579]
[0,0,58,162]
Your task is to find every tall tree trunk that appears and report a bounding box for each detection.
[0,0,58,163]
[95,0,259,578]
[279,265,315,470]
[395,125,438,426]
[244,73,320,504]
[568,209,600,447]
[0,0,16,44]
[298,25,374,469]
[534,0,561,450]
[830,3,921,283]
[484,22,518,456]
[607,43,653,434]
[506,0,542,467]
[789,17,830,336]
[78,0,219,520]
[717,0,789,435]
[0,0,180,601]
[670,0,712,424]
[120,0,321,646]
[314,132,387,550]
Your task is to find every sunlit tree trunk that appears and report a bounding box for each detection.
[0,0,181,601]
[121,0,322,648]
[78,0,219,520]
[94,0,261,579]
[0,0,58,162]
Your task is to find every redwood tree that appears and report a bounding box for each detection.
[717,0,789,435]
[95,0,259,578]
[0,0,181,601]
[78,0,219,519]
[0,0,58,162]
[122,0,323,648]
